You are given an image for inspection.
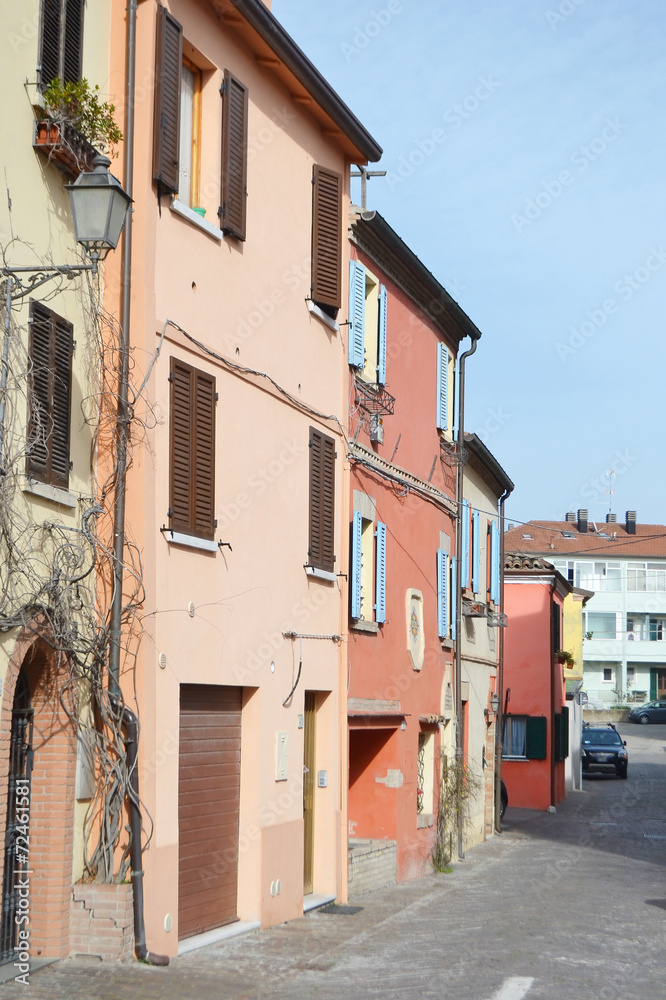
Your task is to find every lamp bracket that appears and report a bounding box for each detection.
[2,263,97,300]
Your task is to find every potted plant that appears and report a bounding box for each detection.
[555,649,574,668]
[34,78,123,179]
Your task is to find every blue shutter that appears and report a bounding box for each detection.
[437,548,448,638]
[377,284,387,385]
[450,556,457,641]
[461,499,471,591]
[490,520,500,604]
[375,521,387,623]
[348,260,365,368]
[351,511,362,618]
[436,342,449,430]
[472,509,480,595]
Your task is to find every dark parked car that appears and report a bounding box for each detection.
[628,700,666,724]
[581,723,628,779]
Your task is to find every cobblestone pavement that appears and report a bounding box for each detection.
[2,723,665,999]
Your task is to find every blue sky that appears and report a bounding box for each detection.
[272,0,666,529]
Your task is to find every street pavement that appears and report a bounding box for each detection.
[2,722,665,999]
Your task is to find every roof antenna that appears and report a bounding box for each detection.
[351,165,387,210]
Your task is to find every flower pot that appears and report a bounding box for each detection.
[33,119,97,180]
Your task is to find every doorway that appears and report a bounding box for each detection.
[303,691,316,895]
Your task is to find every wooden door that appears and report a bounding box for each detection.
[303,691,316,895]
[178,685,241,939]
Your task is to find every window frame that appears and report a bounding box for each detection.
[38,0,84,90]
[178,56,202,209]
[350,508,387,625]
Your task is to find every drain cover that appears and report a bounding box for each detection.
[319,904,363,916]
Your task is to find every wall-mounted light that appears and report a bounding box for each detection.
[490,692,500,714]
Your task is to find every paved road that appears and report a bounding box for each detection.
[2,722,665,999]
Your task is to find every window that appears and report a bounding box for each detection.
[350,506,386,624]
[311,165,342,316]
[627,666,636,685]
[308,427,336,573]
[603,667,614,683]
[27,302,73,490]
[553,708,569,762]
[575,561,621,591]
[152,8,248,236]
[502,715,547,759]
[38,0,84,89]
[178,58,202,209]
[585,612,617,640]
[347,260,387,384]
[649,617,666,641]
[437,546,451,639]
[168,357,216,539]
[627,562,666,592]
[416,731,434,816]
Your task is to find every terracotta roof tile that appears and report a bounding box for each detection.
[505,521,666,559]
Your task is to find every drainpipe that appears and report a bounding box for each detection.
[111,700,169,966]
[454,335,479,860]
[494,484,513,831]
[108,0,167,966]
[108,0,136,697]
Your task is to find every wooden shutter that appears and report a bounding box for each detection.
[220,70,248,240]
[308,427,336,572]
[377,284,387,384]
[437,548,448,639]
[450,556,456,642]
[436,342,449,430]
[39,0,62,87]
[27,302,72,490]
[489,520,500,604]
[471,509,480,594]
[552,602,561,652]
[461,499,471,591]
[350,511,362,618]
[525,716,547,760]
[375,521,387,624]
[63,0,84,83]
[348,260,365,367]
[153,5,183,195]
[554,708,569,762]
[311,165,342,310]
[169,358,216,539]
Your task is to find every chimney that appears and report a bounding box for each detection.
[565,512,576,522]
[606,513,617,523]
[626,511,637,535]
[577,509,588,534]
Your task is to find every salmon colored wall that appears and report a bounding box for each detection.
[348,728,399,840]
[503,578,567,811]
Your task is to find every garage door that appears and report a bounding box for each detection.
[178,685,242,939]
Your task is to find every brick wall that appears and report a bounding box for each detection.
[347,839,397,898]
[70,883,134,961]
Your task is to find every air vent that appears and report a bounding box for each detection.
[626,510,637,535]
[565,512,576,522]
[606,513,617,523]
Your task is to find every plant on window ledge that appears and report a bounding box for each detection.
[555,649,574,667]
[34,78,124,178]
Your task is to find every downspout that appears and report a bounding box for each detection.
[494,484,513,832]
[109,0,168,966]
[454,335,479,860]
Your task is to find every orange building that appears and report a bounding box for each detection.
[502,556,571,811]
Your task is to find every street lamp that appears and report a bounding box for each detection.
[490,692,501,714]
[1,154,131,299]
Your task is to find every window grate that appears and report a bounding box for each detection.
[417,734,426,814]
[354,378,395,416]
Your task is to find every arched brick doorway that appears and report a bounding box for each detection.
[0,634,77,960]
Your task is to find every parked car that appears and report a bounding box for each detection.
[580,691,605,711]
[581,723,628,779]
[628,700,666,724]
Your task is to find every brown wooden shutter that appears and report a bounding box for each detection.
[309,427,336,572]
[169,358,216,539]
[27,302,72,490]
[311,165,342,311]
[220,70,248,240]
[39,0,61,87]
[63,0,84,83]
[153,5,183,196]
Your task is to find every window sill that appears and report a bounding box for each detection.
[350,620,379,634]
[23,480,77,509]
[307,300,339,332]
[502,755,528,762]
[417,813,434,829]
[304,566,337,583]
[440,638,454,650]
[170,199,223,241]
[163,529,218,552]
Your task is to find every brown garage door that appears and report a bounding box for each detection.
[178,685,242,939]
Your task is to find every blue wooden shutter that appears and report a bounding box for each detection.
[351,511,363,618]
[490,520,500,604]
[461,499,471,590]
[450,556,457,641]
[348,260,365,368]
[377,284,387,384]
[375,521,387,623]
[436,342,449,430]
[472,509,480,594]
[437,548,448,638]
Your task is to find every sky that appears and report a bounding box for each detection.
[272,0,666,530]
